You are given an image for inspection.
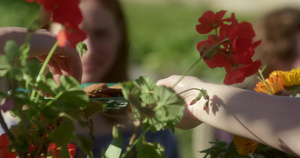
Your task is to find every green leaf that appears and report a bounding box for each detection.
[59,145,71,158]
[120,76,184,132]
[76,42,87,57]
[134,76,156,104]
[9,66,23,81]
[136,141,165,158]
[37,81,56,97]
[72,134,94,155]
[0,55,11,76]
[60,75,82,91]
[84,100,105,118]
[48,121,74,146]
[4,40,21,63]
[120,81,134,100]
[103,126,123,158]
[23,58,40,84]
[40,106,59,121]
[46,78,61,93]
[140,86,184,132]
[59,90,89,109]
[13,91,31,105]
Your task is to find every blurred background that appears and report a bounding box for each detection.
[1,0,300,157]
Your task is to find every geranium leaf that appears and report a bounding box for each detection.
[71,134,94,155]
[60,75,82,91]
[48,121,74,146]
[46,78,61,93]
[40,106,59,121]
[59,145,70,158]
[133,76,156,104]
[84,100,105,118]
[0,55,11,76]
[76,42,87,57]
[59,91,89,109]
[143,86,184,132]
[136,140,165,158]
[4,40,21,63]
[38,81,56,97]
[23,58,40,83]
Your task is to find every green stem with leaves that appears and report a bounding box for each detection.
[30,42,58,101]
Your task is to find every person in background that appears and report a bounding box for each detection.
[76,0,179,157]
[191,7,300,158]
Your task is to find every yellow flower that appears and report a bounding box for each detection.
[280,67,300,87]
[233,135,259,155]
[254,71,284,95]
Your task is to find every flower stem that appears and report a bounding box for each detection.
[258,67,273,95]
[30,42,58,101]
[171,37,230,89]
[172,56,203,89]
[36,42,58,82]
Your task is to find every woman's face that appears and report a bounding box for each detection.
[79,0,120,83]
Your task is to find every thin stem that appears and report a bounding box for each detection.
[258,68,273,95]
[36,42,58,83]
[45,91,63,106]
[177,88,205,95]
[172,56,203,89]
[31,42,58,101]
[171,37,230,89]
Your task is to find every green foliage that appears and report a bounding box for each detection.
[0,40,93,157]
[201,139,298,158]
[121,76,184,132]
[119,76,184,157]
[200,140,249,158]
[136,136,165,158]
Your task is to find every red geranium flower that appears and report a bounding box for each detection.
[42,0,82,27]
[197,35,231,68]
[0,133,76,158]
[25,0,87,48]
[196,10,229,34]
[57,25,87,47]
[0,134,17,158]
[224,60,261,85]
[196,10,262,85]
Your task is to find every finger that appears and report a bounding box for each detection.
[57,47,82,82]
[51,55,73,76]
[37,55,63,84]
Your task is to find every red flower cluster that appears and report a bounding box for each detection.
[25,0,86,47]
[0,133,76,158]
[196,10,261,85]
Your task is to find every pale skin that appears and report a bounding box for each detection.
[0,27,82,83]
[157,75,300,156]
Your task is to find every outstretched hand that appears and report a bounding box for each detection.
[157,75,204,129]
[36,46,82,84]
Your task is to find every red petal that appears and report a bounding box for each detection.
[67,144,77,158]
[57,29,68,47]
